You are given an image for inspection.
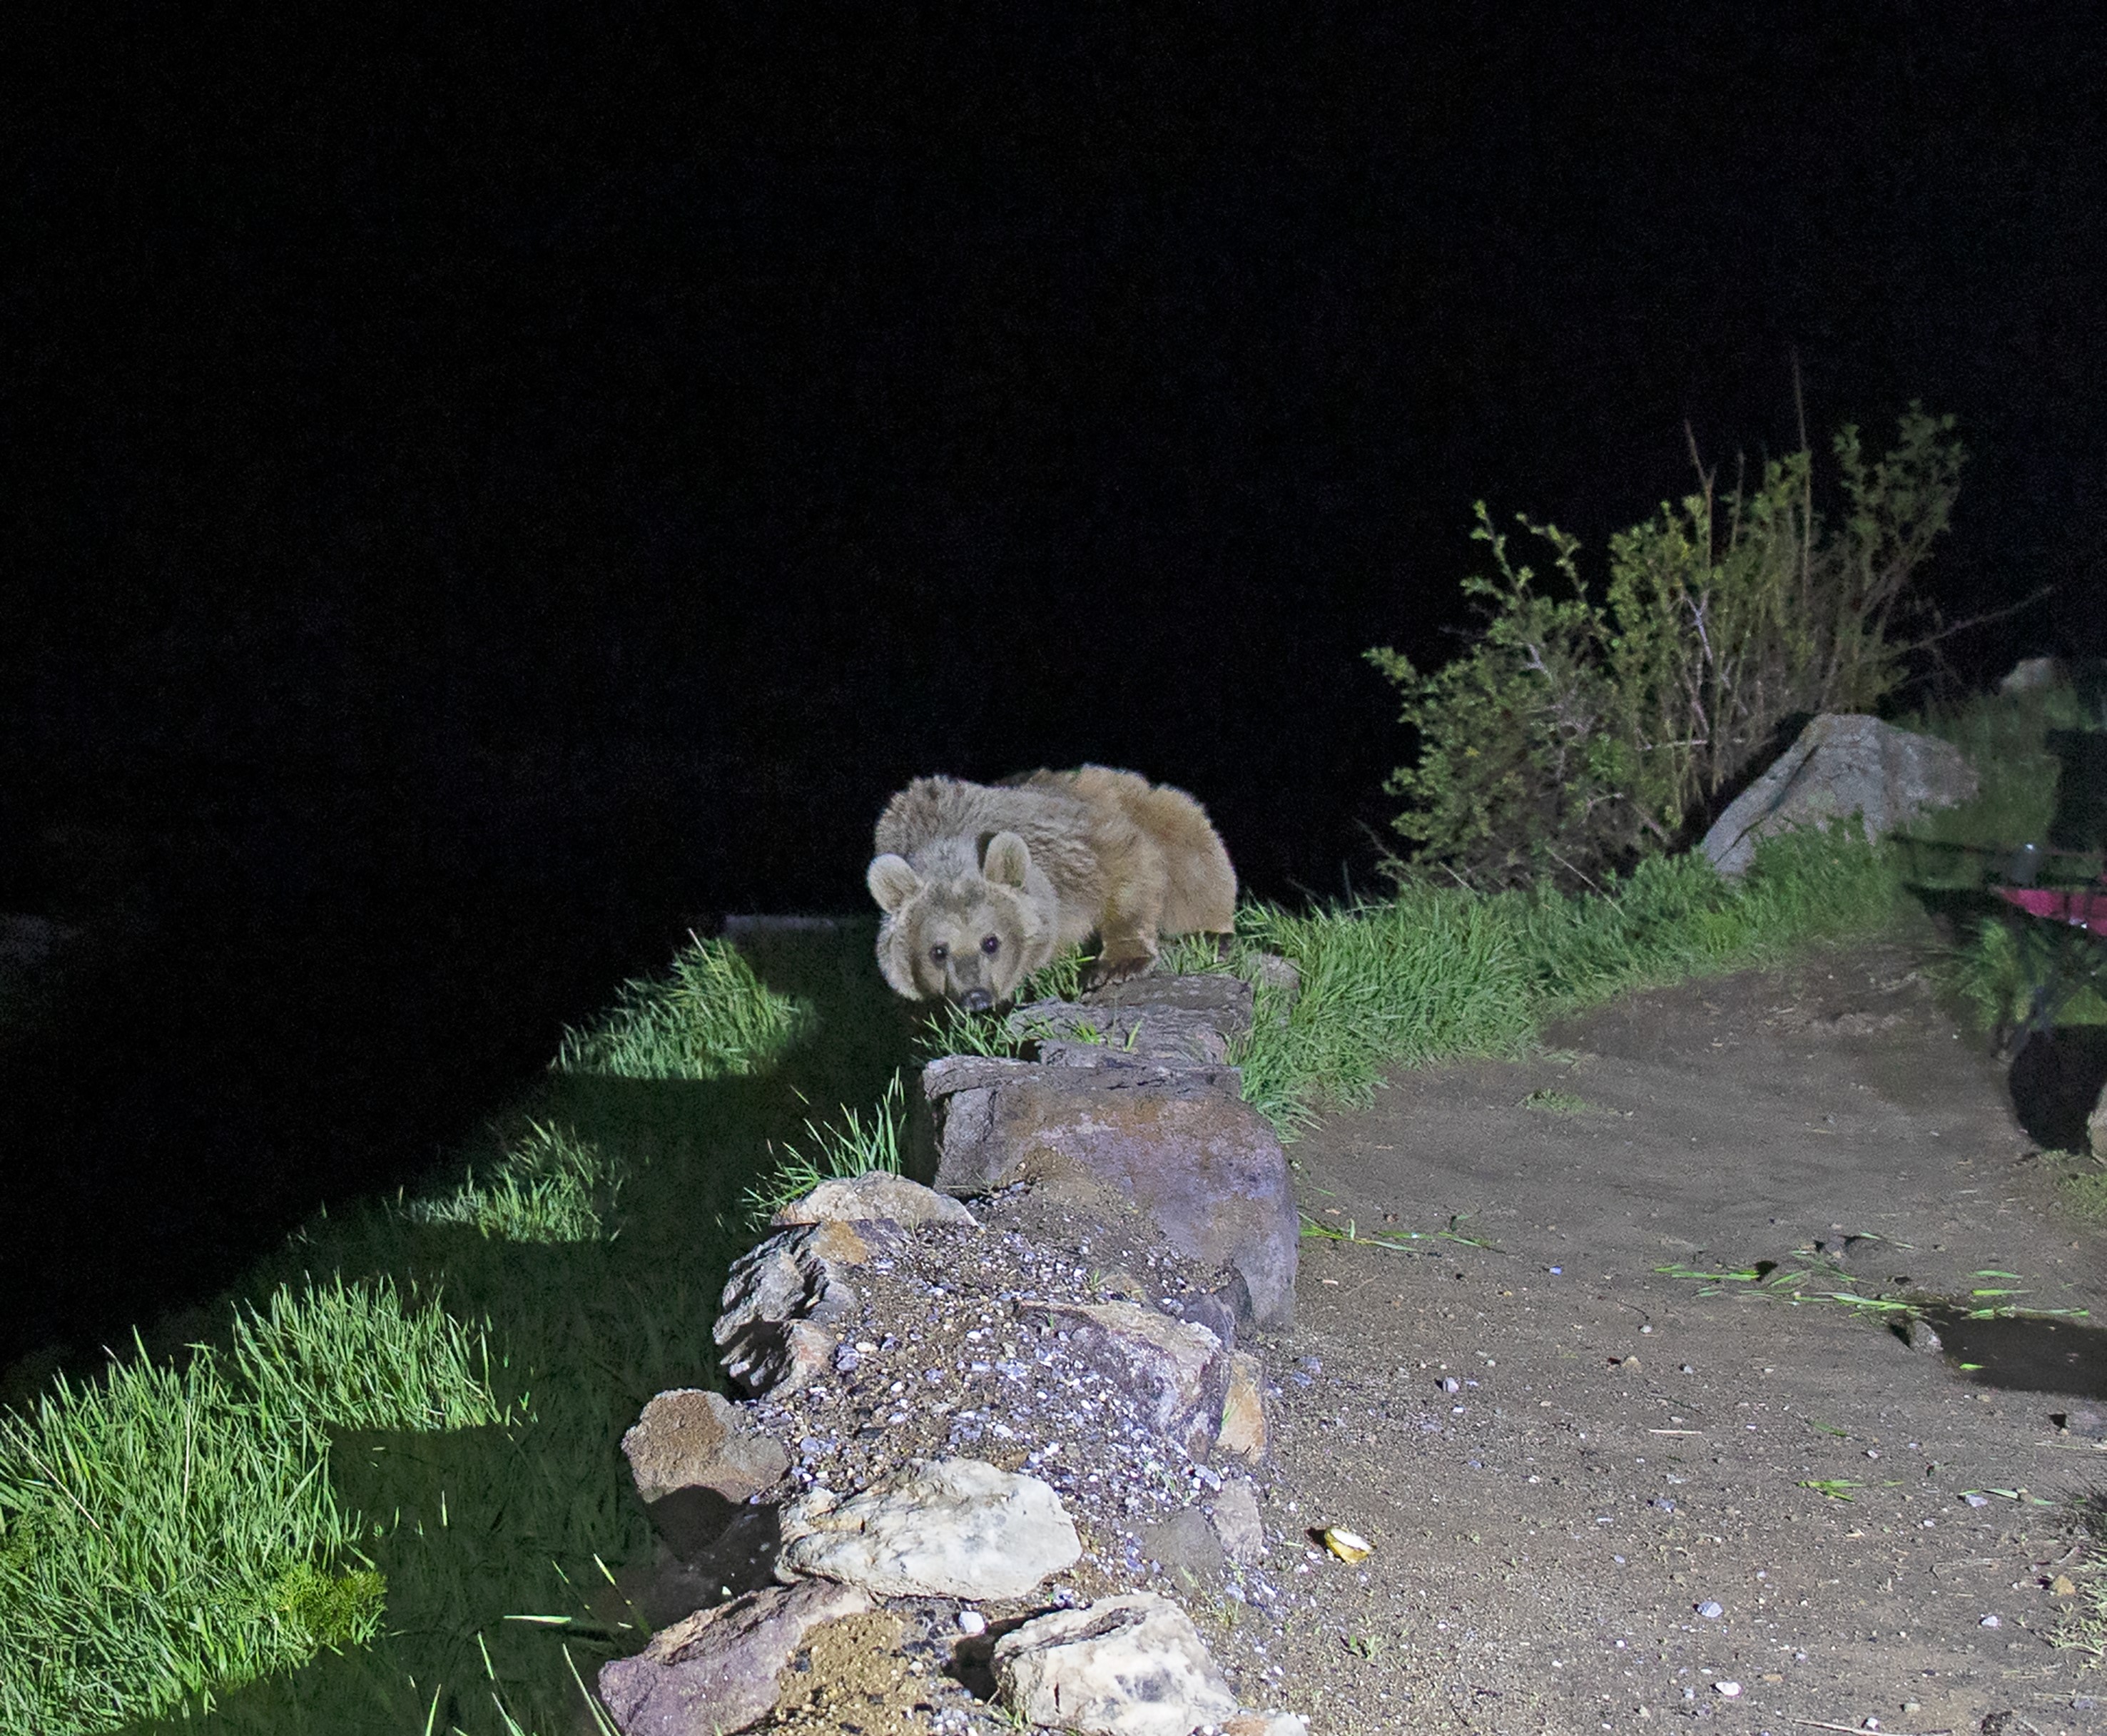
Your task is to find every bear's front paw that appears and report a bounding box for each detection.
[1083,948,1156,990]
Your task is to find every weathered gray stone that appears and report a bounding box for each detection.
[721,1319,834,1399]
[596,1578,873,1736]
[1999,656,2063,696]
[623,1390,789,1506]
[1208,1476,1266,1563]
[1179,1286,1240,1353]
[1700,714,1979,878]
[714,1222,886,1397]
[1140,1507,1224,1577]
[621,1389,790,1556]
[992,1593,1240,1736]
[1020,1300,1228,1457]
[2089,1076,2107,1159]
[1214,1351,1268,1461]
[776,1456,1080,1599]
[770,1169,979,1229]
[1082,970,1256,1035]
[922,1060,1298,1330]
[1251,953,1301,1023]
[1010,999,1239,1070]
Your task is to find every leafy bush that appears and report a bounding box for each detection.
[1369,407,1966,889]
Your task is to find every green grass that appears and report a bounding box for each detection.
[0,1281,505,1736]
[553,933,808,1080]
[741,1068,910,1224]
[2053,1488,2107,1670]
[1899,680,2103,883]
[2048,1152,2107,1224]
[90,917,910,1736]
[403,1123,626,1245]
[228,1277,514,1439]
[888,828,1903,1141]
[1217,822,1901,1137]
[1944,915,2107,1034]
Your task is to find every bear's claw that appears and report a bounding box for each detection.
[1082,951,1156,990]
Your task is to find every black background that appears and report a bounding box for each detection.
[3,5,2102,1362]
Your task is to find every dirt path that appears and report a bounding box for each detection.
[1252,938,2106,1735]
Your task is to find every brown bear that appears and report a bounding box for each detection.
[866,765,1238,1009]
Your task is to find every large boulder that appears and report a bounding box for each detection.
[621,1389,790,1557]
[596,1578,872,1736]
[992,1593,1241,1736]
[775,1456,1081,1599]
[1700,714,1977,878]
[1020,1300,1231,1458]
[1010,973,1256,1070]
[920,1055,1297,1330]
[714,1220,893,1397]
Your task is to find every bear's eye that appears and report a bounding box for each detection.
[980,935,1000,955]
[929,943,948,963]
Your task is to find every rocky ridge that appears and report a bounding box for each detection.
[599,972,1312,1736]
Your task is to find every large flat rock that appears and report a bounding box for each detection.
[921,1055,1298,1330]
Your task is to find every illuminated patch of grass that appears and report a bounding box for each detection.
[0,1280,505,1736]
[1224,824,1899,1137]
[404,1123,624,1245]
[553,934,806,1080]
[2051,1486,2107,1671]
[741,1070,910,1224]
[229,1276,514,1439]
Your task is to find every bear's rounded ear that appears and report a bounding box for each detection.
[867,853,923,913]
[983,831,1031,888]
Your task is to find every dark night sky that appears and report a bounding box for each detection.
[2,4,2103,1359]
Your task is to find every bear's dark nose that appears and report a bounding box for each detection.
[960,988,994,1014]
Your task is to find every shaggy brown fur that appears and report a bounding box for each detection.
[865,765,1237,1007]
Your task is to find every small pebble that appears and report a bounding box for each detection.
[1712,1680,1740,1697]
[1981,1613,2001,1628]
[956,1610,988,1636]
[1962,1492,1989,1508]
[1697,1600,1722,1619]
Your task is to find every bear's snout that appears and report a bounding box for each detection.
[958,987,995,1014]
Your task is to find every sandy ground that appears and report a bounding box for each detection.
[1259,938,2107,1736]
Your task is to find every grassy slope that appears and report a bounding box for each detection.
[0,932,910,1736]
[9,692,2102,1736]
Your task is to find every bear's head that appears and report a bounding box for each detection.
[866,831,1048,1009]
